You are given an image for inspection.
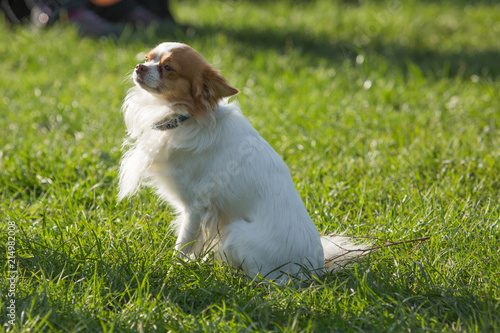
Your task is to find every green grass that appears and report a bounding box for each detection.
[1,0,499,331]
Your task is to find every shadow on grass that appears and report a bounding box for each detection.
[119,20,500,80]
[202,23,499,78]
[11,231,498,331]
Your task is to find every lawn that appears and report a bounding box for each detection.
[1,0,499,331]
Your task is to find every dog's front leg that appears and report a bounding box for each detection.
[174,211,203,259]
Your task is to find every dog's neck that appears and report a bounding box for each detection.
[152,114,192,131]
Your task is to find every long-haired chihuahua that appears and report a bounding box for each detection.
[118,42,367,283]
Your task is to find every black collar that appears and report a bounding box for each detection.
[152,115,192,130]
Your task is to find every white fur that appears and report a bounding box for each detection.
[119,45,368,283]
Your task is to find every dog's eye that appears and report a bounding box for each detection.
[164,64,174,72]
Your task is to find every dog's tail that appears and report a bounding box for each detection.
[321,235,373,272]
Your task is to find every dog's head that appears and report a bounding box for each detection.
[133,42,239,124]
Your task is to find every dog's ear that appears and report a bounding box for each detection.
[190,68,239,124]
[202,68,239,102]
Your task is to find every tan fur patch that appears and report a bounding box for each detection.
[150,44,239,125]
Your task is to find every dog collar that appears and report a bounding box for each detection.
[152,115,192,130]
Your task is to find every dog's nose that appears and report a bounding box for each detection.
[135,64,149,72]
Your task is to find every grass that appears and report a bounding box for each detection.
[1,0,499,331]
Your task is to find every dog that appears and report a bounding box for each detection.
[118,42,367,283]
